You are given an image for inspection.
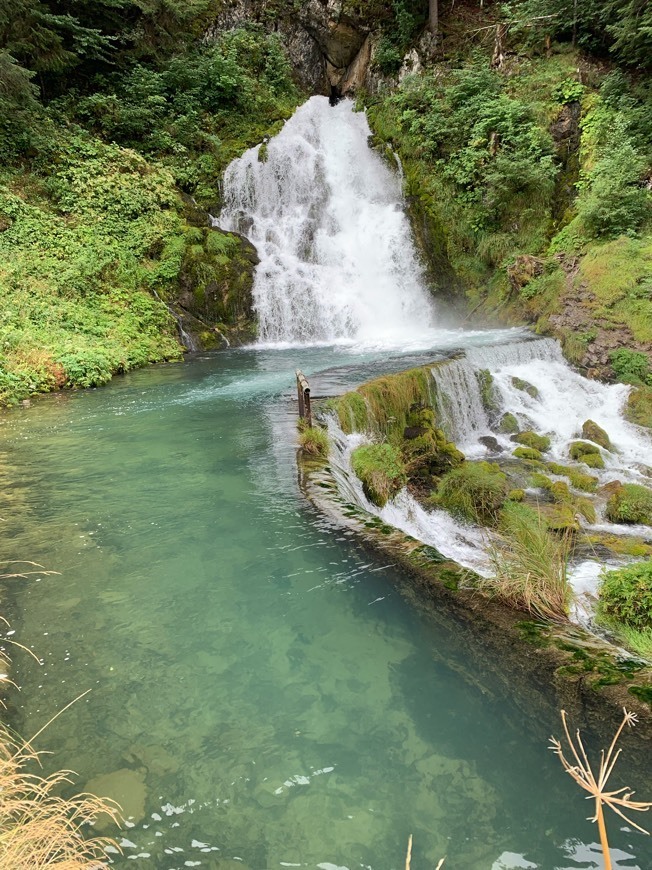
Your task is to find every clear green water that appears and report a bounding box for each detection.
[1,346,650,870]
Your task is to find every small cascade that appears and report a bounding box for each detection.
[219,96,437,347]
[426,337,651,478]
[326,416,493,576]
[430,357,491,446]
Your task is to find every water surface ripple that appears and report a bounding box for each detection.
[1,346,649,870]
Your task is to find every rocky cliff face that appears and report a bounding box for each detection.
[208,0,383,95]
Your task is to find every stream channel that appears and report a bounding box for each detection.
[1,97,651,869]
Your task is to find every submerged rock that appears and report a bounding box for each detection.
[86,767,147,830]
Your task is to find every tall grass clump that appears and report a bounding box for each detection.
[0,727,120,868]
[483,503,571,620]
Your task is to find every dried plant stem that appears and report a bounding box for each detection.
[596,802,612,870]
[551,708,651,868]
[405,833,412,870]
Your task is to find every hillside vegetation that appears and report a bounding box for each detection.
[1,0,651,408]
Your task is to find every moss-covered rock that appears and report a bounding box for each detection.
[569,440,605,468]
[547,462,598,492]
[511,376,539,399]
[539,503,580,532]
[477,369,499,414]
[605,484,652,526]
[626,386,652,429]
[581,419,611,450]
[498,412,519,434]
[176,217,259,347]
[437,461,508,525]
[512,430,551,452]
[507,488,525,502]
[513,446,543,461]
[351,443,407,508]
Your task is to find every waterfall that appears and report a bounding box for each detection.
[219,96,437,348]
[429,337,651,478]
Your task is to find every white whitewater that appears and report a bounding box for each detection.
[219,96,438,347]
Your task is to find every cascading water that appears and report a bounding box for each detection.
[219,96,438,347]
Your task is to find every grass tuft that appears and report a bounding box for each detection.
[482,502,571,620]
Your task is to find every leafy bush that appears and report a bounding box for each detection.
[599,560,652,630]
[351,443,407,508]
[610,348,652,385]
[605,484,652,525]
[436,461,508,525]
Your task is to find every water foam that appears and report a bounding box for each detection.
[219,96,438,348]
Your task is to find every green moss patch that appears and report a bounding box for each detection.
[436,461,508,525]
[351,443,407,508]
[513,431,551,452]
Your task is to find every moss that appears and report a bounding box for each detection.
[582,452,605,469]
[476,369,499,413]
[351,443,407,508]
[625,386,652,429]
[629,686,652,706]
[508,489,525,502]
[581,419,611,449]
[569,440,605,468]
[498,412,519,434]
[513,430,551,452]
[513,446,543,461]
[436,461,508,525]
[511,376,539,398]
[330,392,369,434]
[605,483,652,525]
[585,532,652,558]
[539,502,580,531]
[547,462,599,492]
[531,472,553,489]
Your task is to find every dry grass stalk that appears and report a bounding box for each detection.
[405,833,412,870]
[0,575,120,868]
[550,708,651,870]
[0,726,120,869]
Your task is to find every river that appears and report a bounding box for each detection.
[1,96,651,869]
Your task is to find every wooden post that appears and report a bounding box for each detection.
[296,370,312,428]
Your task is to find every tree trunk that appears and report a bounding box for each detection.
[429,0,438,35]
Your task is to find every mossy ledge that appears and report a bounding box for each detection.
[298,368,652,772]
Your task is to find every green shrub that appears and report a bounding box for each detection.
[57,350,113,388]
[606,484,652,525]
[610,348,651,386]
[437,461,508,525]
[513,431,551,452]
[599,561,652,630]
[351,443,407,508]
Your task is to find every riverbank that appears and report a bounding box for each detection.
[296,340,652,755]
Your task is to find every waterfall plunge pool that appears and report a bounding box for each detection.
[2,342,651,870]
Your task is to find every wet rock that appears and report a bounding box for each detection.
[497,412,519,434]
[511,376,539,399]
[581,419,611,450]
[86,767,147,830]
[512,430,551,452]
[479,435,501,452]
